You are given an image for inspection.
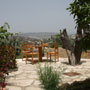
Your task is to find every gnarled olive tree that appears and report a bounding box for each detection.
[60,0,90,65]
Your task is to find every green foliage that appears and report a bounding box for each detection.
[48,34,63,48]
[70,39,75,48]
[0,23,17,68]
[0,23,21,58]
[9,35,21,58]
[67,0,90,28]
[37,63,62,90]
[0,22,13,45]
[0,23,17,87]
[67,0,90,51]
[82,32,90,50]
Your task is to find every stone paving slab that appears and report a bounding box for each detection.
[25,87,43,90]
[6,86,22,90]
[6,58,90,90]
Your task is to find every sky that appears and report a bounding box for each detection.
[0,0,76,34]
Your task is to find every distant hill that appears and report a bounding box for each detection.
[18,32,58,40]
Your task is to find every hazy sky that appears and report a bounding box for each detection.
[0,0,76,34]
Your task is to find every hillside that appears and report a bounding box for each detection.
[18,32,58,40]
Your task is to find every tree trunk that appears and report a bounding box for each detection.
[74,27,82,64]
[60,28,82,65]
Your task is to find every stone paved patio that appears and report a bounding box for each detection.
[6,58,90,90]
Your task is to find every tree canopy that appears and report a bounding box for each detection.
[67,0,90,28]
[67,0,90,50]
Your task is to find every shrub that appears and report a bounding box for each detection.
[0,22,17,88]
[0,45,17,88]
[0,45,17,69]
[0,23,17,69]
[37,63,62,90]
[9,36,21,58]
